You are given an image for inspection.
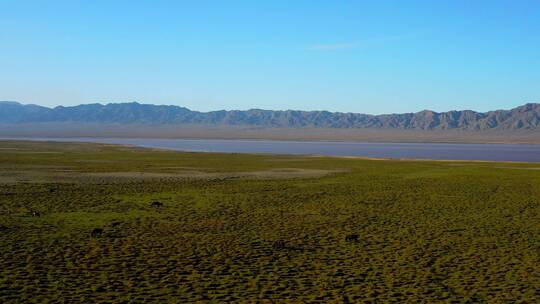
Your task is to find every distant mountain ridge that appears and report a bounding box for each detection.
[1,101,540,130]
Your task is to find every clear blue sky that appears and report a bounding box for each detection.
[1,0,539,114]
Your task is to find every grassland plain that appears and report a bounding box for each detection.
[0,140,539,303]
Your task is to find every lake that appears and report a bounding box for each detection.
[4,137,540,162]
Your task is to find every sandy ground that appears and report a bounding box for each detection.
[2,123,540,144]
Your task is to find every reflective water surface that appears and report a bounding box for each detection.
[5,137,540,162]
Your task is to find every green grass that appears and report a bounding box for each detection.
[0,140,539,303]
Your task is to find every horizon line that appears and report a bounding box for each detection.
[2,100,538,116]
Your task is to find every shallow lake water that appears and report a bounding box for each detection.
[5,137,540,162]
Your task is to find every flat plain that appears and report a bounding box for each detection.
[0,140,539,303]
[3,123,540,144]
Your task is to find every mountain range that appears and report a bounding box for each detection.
[1,101,540,131]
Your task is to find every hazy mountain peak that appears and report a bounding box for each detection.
[0,101,22,106]
[1,101,539,130]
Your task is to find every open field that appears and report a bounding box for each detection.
[0,140,539,303]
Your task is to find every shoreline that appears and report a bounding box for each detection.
[2,138,540,164]
[1,123,540,145]
[2,135,540,146]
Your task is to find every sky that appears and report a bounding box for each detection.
[1,0,539,114]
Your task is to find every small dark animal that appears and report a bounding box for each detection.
[345,234,359,242]
[91,228,104,237]
[30,210,40,217]
[150,201,163,208]
[272,239,286,250]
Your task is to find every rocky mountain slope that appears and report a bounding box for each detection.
[1,101,539,130]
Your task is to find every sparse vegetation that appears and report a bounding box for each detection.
[0,140,539,302]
